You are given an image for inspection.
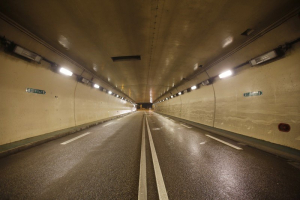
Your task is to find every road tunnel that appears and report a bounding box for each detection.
[0,0,300,199]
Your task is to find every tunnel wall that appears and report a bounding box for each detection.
[154,15,300,150]
[0,19,134,146]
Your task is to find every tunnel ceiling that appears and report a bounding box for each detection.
[0,0,299,103]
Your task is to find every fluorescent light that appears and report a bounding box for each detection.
[171,96,173,98]
[108,91,112,94]
[59,67,73,76]
[93,84,100,89]
[116,95,119,97]
[191,85,197,90]
[178,92,182,95]
[219,70,232,79]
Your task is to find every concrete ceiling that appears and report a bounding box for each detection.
[0,0,299,103]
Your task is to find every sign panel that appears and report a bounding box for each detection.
[26,88,46,94]
[244,91,262,97]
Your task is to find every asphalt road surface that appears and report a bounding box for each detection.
[0,111,300,200]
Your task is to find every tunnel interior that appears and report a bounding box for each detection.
[0,1,300,199]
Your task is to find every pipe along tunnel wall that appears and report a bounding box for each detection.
[0,18,135,146]
[154,14,300,151]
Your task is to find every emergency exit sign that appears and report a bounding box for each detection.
[244,91,262,97]
[26,88,46,94]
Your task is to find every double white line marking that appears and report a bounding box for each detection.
[138,115,169,200]
[138,116,147,199]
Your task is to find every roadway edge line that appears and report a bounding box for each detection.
[205,134,243,150]
[146,116,169,200]
[138,115,147,200]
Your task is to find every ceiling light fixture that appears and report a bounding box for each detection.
[93,84,100,89]
[108,91,112,94]
[219,70,233,79]
[59,67,73,76]
[191,85,197,90]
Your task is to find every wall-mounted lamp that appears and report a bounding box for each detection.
[219,70,232,79]
[191,85,197,90]
[59,67,73,76]
[93,84,100,89]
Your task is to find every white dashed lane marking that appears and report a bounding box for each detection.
[61,132,91,145]
[205,134,242,150]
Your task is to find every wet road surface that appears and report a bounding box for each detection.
[0,111,300,199]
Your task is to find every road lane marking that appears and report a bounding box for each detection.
[103,122,113,127]
[138,115,147,200]
[180,123,192,128]
[205,134,243,150]
[61,132,91,145]
[146,116,169,200]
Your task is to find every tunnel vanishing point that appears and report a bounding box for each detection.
[0,1,300,199]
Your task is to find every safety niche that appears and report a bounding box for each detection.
[243,91,262,97]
